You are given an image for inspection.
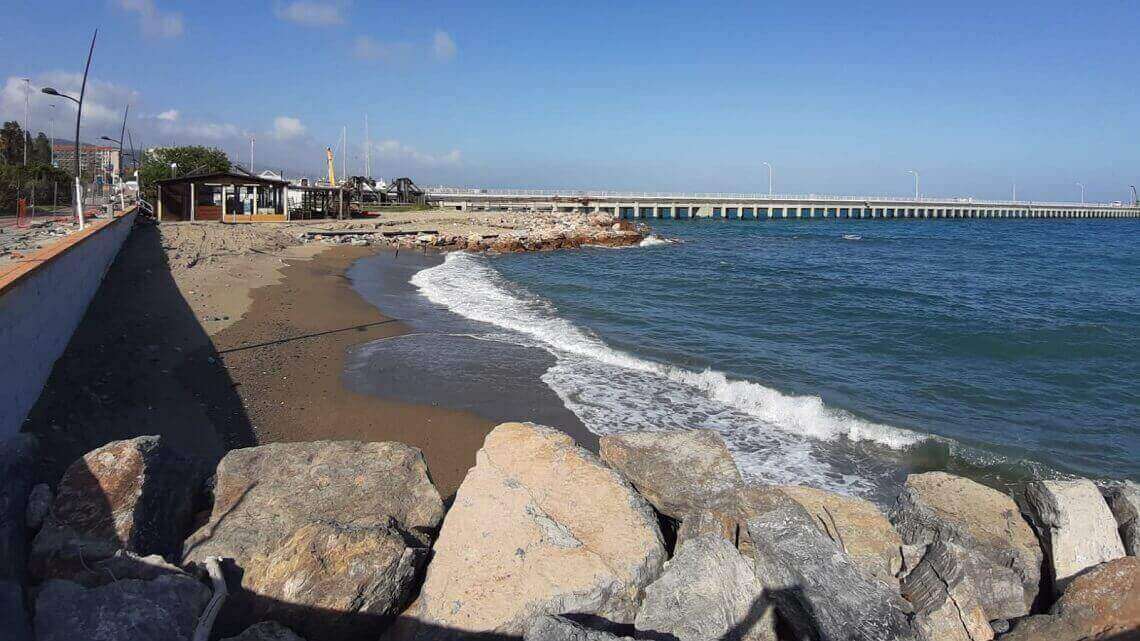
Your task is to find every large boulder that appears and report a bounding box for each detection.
[390,422,666,640]
[891,472,1042,619]
[1104,481,1140,556]
[33,574,211,641]
[901,541,993,641]
[182,440,444,640]
[0,434,37,582]
[635,535,777,641]
[1022,479,1125,595]
[221,621,308,641]
[742,486,917,641]
[780,485,903,589]
[29,436,203,583]
[525,615,634,641]
[1000,556,1140,641]
[599,430,745,544]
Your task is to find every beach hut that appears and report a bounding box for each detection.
[153,169,290,222]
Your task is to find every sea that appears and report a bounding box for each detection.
[346,218,1139,505]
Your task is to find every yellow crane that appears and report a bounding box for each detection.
[325,147,336,185]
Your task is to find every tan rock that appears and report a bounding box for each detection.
[1023,479,1125,595]
[1001,557,1140,641]
[779,485,902,588]
[390,422,666,640]
[600,430,744,546]
[183,440,444,640]
[221,622,307,641]
[891,472,1041,619]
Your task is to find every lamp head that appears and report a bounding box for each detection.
[41,87,61,97]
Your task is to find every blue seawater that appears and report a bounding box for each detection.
[408,218,1139,501]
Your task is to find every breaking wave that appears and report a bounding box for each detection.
[411,252,933,495]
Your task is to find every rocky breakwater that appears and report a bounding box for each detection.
[300,211,647,252]
[1,426,1138,641]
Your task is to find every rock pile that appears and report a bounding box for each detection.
[1,426,1136,641]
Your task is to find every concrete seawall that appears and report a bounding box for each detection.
[0,209,138,439]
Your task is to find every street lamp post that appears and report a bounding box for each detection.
[1076,182,1085,204]
[41,28,97,230]
[22,78,30,166]
[762,161,773,196]
[907,170,920,199]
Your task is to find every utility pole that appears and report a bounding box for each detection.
[22,78,30,165]
[249,135,255,173]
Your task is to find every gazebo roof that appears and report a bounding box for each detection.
[154,168,288,187]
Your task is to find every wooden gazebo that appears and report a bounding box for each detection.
[154,170,291,222]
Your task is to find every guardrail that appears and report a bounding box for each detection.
[424,186,1137,209]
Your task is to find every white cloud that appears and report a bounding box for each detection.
[273,116,306,140]
[156,109,179,121]
[372,139,461,167]
[117,0,184,38]
[432,31,457,62]
[275,1,345,26]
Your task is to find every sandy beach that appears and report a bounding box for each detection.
[22,213,615,497]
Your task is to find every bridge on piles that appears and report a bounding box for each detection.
[427,188,1140,220]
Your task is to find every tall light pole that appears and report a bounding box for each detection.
[1012,181,1017,202]
[249,135,255,173]
[48,104,55,166]
[1130,185,1137,207]
[1076,182,1085,204]
[762,161,773,196]
[22,78,30,165]
[907,170,920,199]
[41,28,97,230]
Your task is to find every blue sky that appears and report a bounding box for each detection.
[2,1,1137,202]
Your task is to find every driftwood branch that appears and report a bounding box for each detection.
[192,556,229,641]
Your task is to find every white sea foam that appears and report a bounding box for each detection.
[410,252,927,492]
[843,234,862,241]
[638,235,674,247]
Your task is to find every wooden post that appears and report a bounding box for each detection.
[157,184,163,221]
[190,182,196,222]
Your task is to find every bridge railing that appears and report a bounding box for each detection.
[424,186,1135,209]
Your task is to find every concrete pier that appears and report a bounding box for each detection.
[430,189,1140,220]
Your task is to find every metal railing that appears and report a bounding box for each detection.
[424,186,1136,209]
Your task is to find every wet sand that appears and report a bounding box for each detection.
[207,246,504,497]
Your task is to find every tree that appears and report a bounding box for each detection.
[0,121,23,165]
[33,133,51,165]
[138,145,230,199]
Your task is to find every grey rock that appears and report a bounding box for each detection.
[892,472,1041,619]
[742,486,917,641]
[0,579,33,641]
[0,434,37,582]
[25,483,52,532]
[525,615,634,641]
[34,573,211,641]
[30,436,204,583]
[900,541,993,641]
[1022,479,1125,594]
[221,621,308,641]
[599,430,744,545]
[63,549,189,588]
[635,535,777,641]
[1104,481,1140,556]
[183,440,444,640]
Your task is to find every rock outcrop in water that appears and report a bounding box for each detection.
[7,426,1140,641]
